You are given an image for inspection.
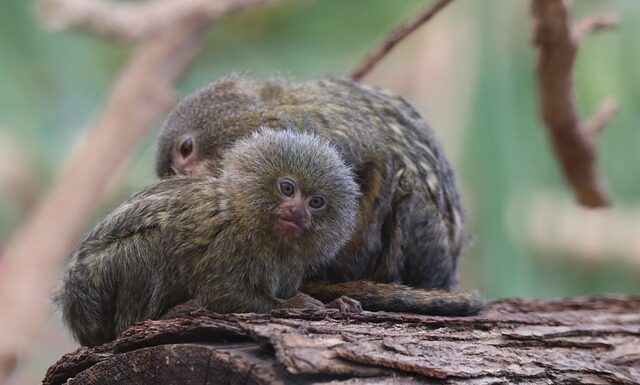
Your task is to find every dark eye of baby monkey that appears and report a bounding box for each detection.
[178,136,194,158]
[278,179,296,197]
[309,195,326,209]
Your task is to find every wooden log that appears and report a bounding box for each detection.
[43,296,640,384]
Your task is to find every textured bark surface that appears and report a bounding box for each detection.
[43,296,640,385]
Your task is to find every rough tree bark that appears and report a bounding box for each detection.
[43,296,640,385]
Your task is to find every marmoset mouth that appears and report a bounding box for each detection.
[276,217,307,237]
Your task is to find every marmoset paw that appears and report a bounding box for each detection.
[325,296,363,314]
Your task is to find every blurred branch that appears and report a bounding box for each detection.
[530,0,618,208]
[0,0,279,383]
[573,14,618,41]
[584,98,619,137]
[518,192,640,268]
[38,0,278,41]
[0,132,40,211]
[350,0,454,81]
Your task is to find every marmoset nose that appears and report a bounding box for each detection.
[288,205,307,223]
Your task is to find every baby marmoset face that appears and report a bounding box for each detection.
[218,128,361,256]
[273,176,328,238]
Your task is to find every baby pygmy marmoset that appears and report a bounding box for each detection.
[56,129,360,346]
[155,75,483,315]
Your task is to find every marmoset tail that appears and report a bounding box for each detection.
[302,281,484,315]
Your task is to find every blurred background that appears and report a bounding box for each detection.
[1,0,639,382]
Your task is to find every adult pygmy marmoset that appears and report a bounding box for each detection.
[155,75,483,315]
[56,129,360,346]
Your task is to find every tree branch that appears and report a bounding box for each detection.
[531,0,618,208]
[38,0,279,41]
[523,191,640,266]
[350,0,454,81]
[43,297,640,384]
[573,14,618,41]
[583,97,619,137]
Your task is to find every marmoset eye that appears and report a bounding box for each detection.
[278,179,296,197]
[178,136,194,158]
[309,195,326,209]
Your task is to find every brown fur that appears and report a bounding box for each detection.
[56,129,360,346]
[155,75,483,315]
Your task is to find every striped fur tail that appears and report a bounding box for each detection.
[302,281,485,316]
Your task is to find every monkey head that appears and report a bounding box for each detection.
[219,128,360,261]
[155,76,288,178]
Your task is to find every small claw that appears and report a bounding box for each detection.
[325,296,363,314]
